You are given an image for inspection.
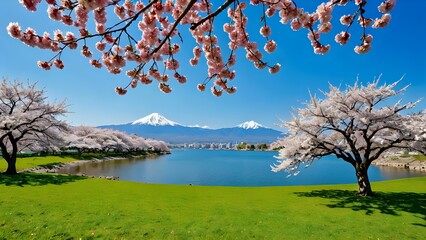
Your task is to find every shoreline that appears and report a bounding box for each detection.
[20,152,426,179]
[21,152,169,179]
[372,156,426,172]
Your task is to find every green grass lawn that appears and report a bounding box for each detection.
[0,151,155,172]
[412,154,426,161]
[0,173,425,239]
[0,156,77,172]
[398,154,426,161]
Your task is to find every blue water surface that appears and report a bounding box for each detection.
[59,149,425,186]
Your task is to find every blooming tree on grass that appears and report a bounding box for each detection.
[271,79,425,196]
[0,78,68,174]
[9,0,396,96]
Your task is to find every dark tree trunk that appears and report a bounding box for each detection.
[355,163,373,196]
[5,157,17,175]
[0,138,18,175]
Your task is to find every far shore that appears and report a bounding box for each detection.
[372,155,426,172]
[21,152,169,179]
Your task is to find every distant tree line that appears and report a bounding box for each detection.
[236,142,269,151]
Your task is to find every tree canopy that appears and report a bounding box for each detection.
[271,79,425,196]
[0,78,68,174]
[9,0,397,95]
[0,78,169,174]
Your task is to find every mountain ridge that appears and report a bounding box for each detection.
[99,113,284,144]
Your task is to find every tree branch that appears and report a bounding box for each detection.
[152,0,198,55]
[190,0,235,30]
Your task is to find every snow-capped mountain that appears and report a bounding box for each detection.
[100,113,283,144]
[237,121,263,129]
[132,113,180,126]
[189,125,210,129]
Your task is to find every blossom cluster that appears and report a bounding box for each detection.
[9,0,397,96]
[64,125,169,153]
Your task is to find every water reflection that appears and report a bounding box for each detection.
[57,155,160,176]
[373,165,417,179]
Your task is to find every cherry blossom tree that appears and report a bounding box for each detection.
[64,125,169,152]
[9,0,396,96]
[271,79,425,196]
[0,78,68,174]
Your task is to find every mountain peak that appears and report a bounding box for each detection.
[237,121,264,129]
[132,113,180,126]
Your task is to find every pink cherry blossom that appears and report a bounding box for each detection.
[269,63,281,74]
[265,7,276,17]
[37,61,51,70]
[378,0,397,14]
[358,17,373,28]
[53,59,64,69]
[74,5,88,28]
[140,74,153,85]
[175,74,187,84]
[47,6,61,21]
[354,0,363,5]
[364,34,373,44]
[340,14,353,26]
[130,79,138,88]
[314,44,330,55]
[264,40,277,53]
[318,22,332,33]
[126,69,138,78]
[81,45,92,58]
[225,86,237,94]
[61,15,73,26]
[335,32,350,45]
[336,0,349,5]
[290,19,302,31]
[211,86,222,97]
[115,87,127,95]
[159,83,172,93]
[114,5,126,20]
[193,46,202,58]
[7,22,23,39]
[197,84,206,92]
[316,2,334,23]
[164,59,180,70]
[190,58,199,66]
[372,14,392,28]
[354,42,371,54]
[19,0,41,11]
[95,42,106,52]
[10,0,397,96]
[260,26,271,37]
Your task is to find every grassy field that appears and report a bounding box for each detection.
[0,173,425,239]
[0,151,154,172]
[398,154,426,161]
[412,155,426,161]
[0,156,77,172]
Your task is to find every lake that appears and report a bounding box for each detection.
[58,149,425,186]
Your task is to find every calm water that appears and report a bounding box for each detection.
[58,149,425,186]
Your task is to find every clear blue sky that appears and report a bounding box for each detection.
[1,1,425,130]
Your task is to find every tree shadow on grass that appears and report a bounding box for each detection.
[0,173,86,187]
[295,190,426,224]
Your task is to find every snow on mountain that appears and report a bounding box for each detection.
[100,115,283,144]
[132,113,180,126]
[237,121,264,129]
[189,125,210,129]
